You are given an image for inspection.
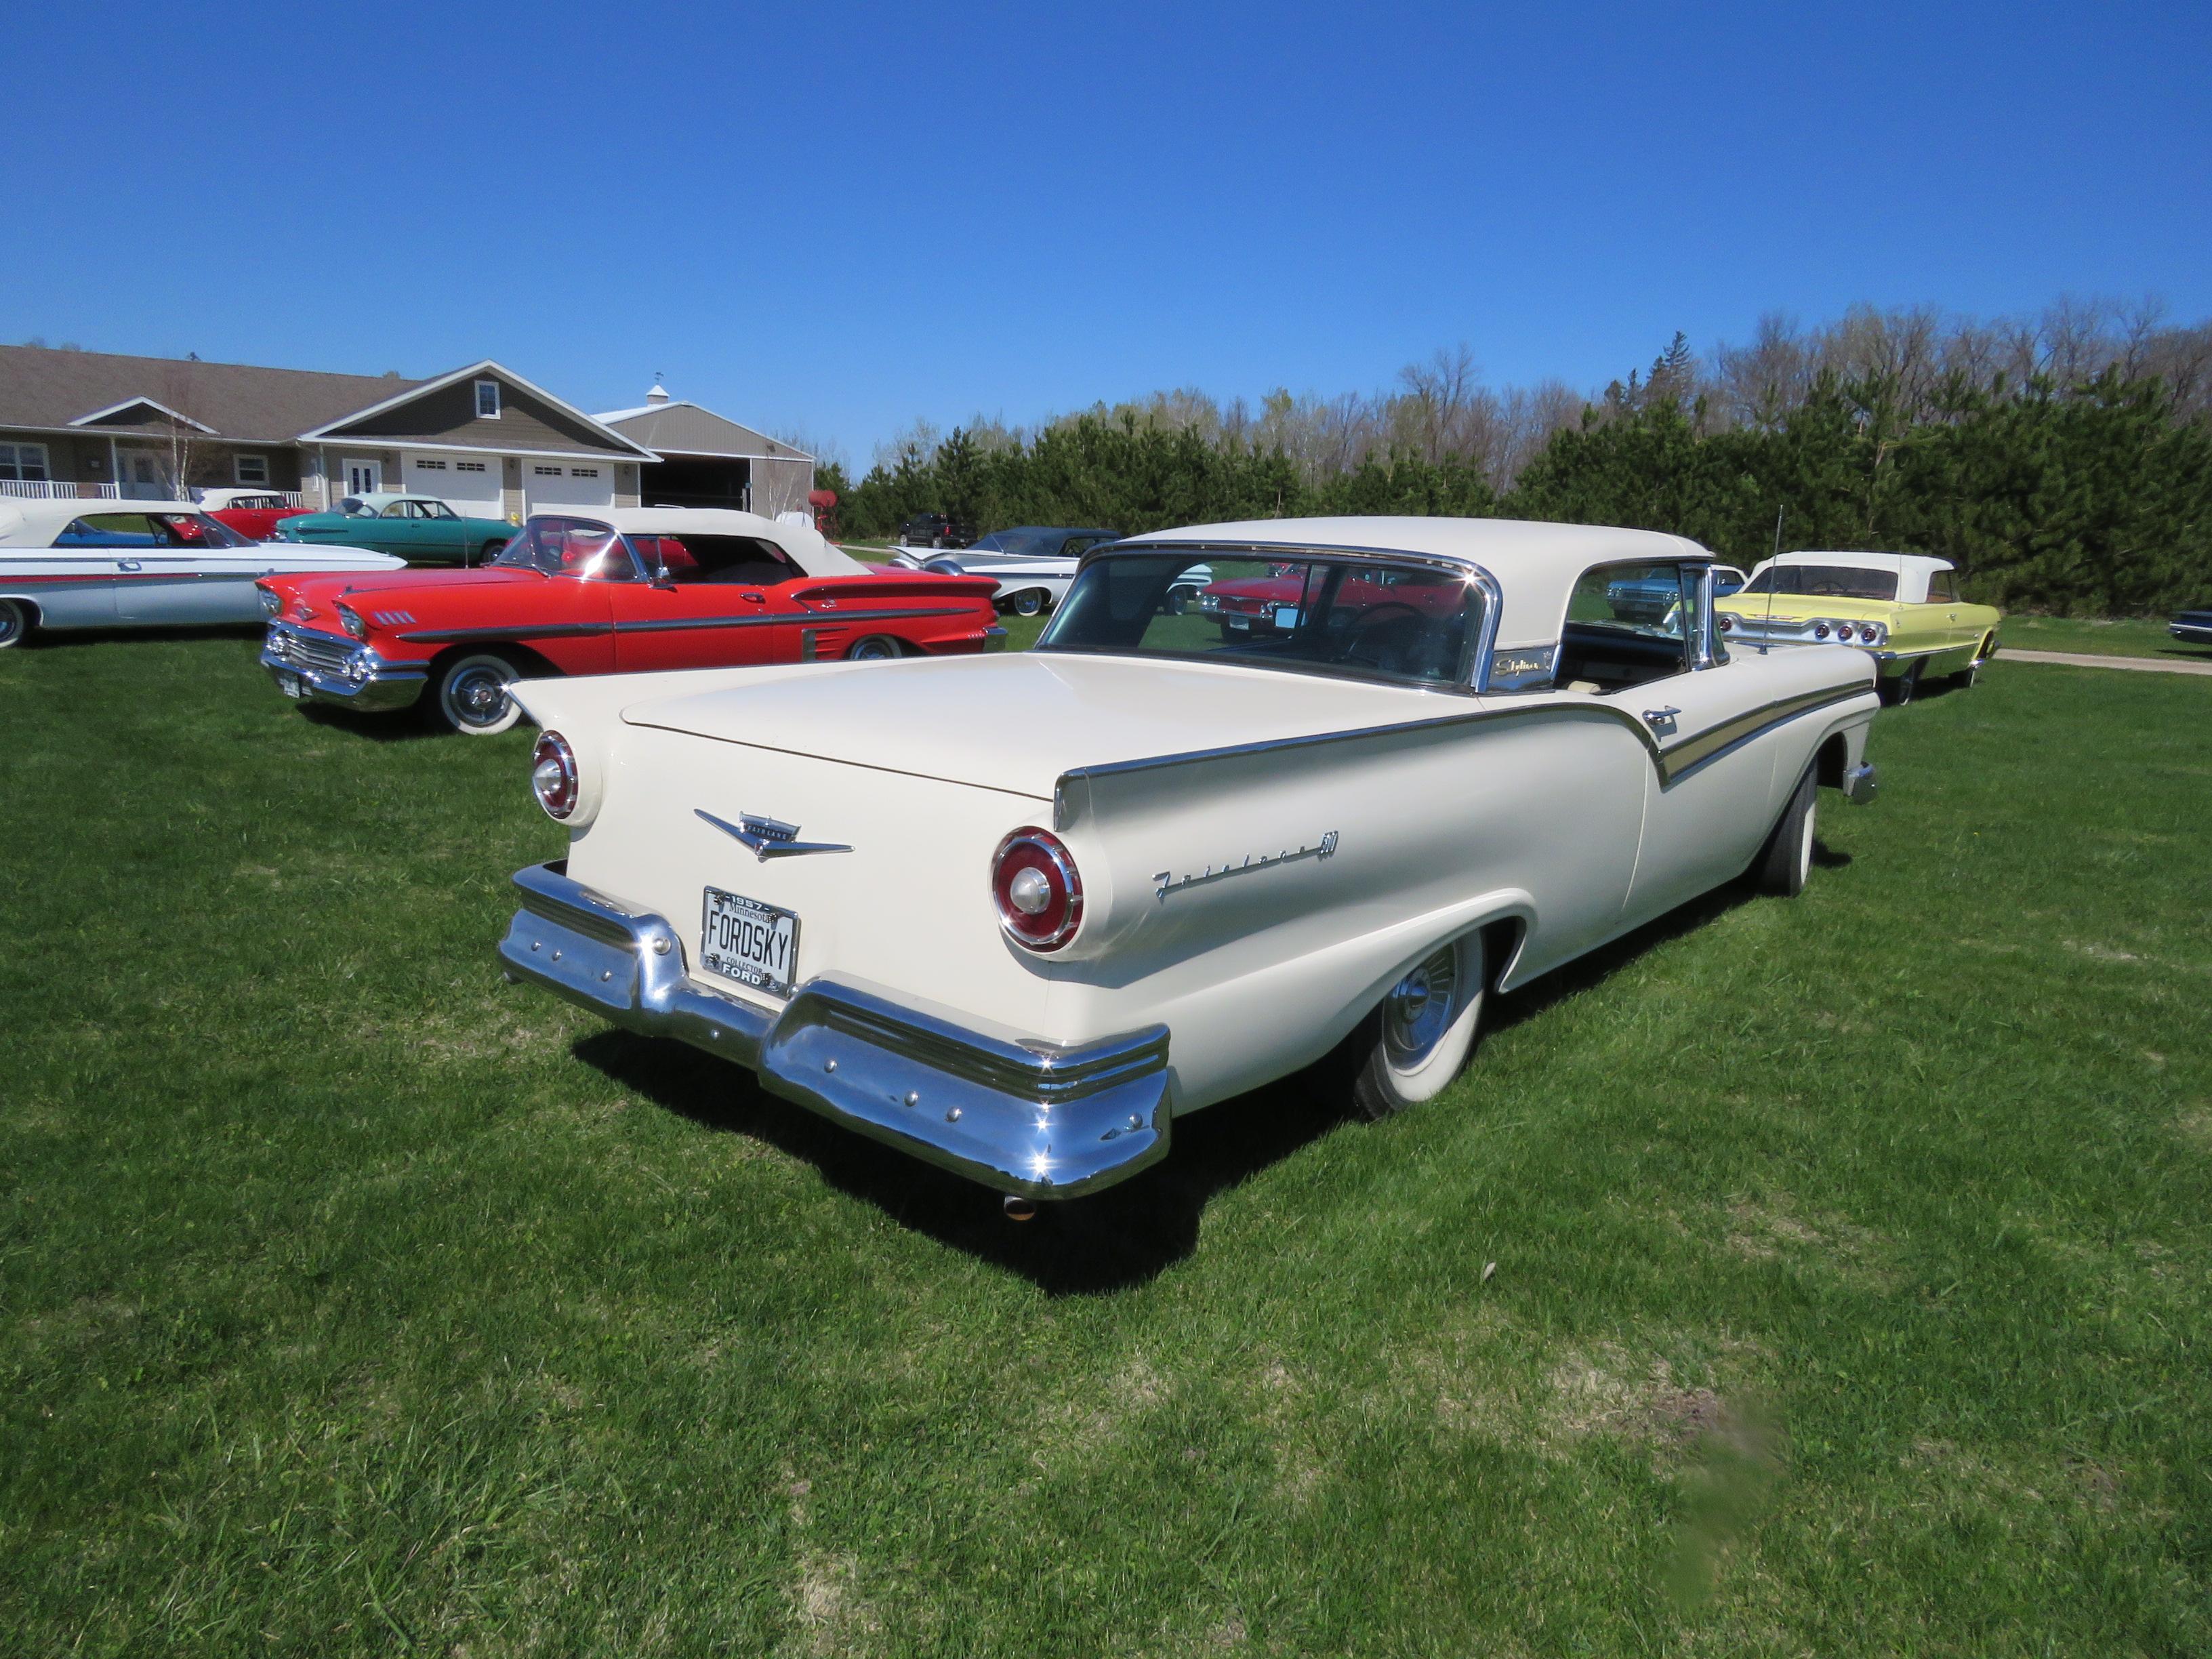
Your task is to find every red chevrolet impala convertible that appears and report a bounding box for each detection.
[258,508,1004,734]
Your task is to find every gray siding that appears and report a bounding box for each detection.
[327,374,637,457]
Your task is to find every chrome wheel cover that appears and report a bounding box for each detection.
[445,664,512,726]
[1383,944,1458,1069]
[0,602,22,647]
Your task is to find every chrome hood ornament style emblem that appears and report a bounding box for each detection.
[696,808,852,861]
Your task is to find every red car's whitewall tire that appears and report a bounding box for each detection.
[434,652,526,736]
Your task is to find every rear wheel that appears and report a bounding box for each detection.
[1950,634,1994,687]
[1010,589,1046,617]
[846,635,901,661]
[433,651,525,735]
[1751,763,1817,897]
[1883,661,1923,705]
[0,598,30,649]
[1351,933,1488,1121]
[478,540,507,567]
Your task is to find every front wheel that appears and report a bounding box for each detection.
[432,651,525,735]
[478,540,507,567]
[1750,763,1816,897]
[1351,933,1488,1121]
[0,598,31,649]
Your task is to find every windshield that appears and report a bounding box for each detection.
[1741,564,1899,602]
[55,511,253,550]
[489,517,636,579]
[1037,551,1484,688]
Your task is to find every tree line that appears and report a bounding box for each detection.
[823,300,2212,615]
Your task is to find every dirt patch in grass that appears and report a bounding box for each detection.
[1724,1194,1896,1286]
[789,1550,880,1656]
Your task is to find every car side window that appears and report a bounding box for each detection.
[636,535,804,586]
[57,513,160,547]
[420,501,458,520]
[1554,562,1693,693]
[1927,570,1958,602]
[382,502,414,519]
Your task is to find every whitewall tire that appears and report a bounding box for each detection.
[434,652,525,736]
[1352,932,1487,1120]
[0,598,30,649]
[1752,764,1817,897]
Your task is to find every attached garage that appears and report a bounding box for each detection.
[405,451,504,518]
[525,461,616,514]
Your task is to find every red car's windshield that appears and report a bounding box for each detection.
[490,518,636,580]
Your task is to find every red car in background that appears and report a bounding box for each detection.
[199,488,308,541]
[257,508,1004,734]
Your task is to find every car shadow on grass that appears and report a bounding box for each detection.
[575,867,1817,1294]
[298,703,447,743]
[20,623,260,648]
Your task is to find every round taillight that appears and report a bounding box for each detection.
[992,827,1082,951]
[531,731,578,820]
[1812,621,1830,640]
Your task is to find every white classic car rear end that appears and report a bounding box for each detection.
[499,518,1879,1204]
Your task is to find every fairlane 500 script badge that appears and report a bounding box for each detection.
[1155,831,1339,901]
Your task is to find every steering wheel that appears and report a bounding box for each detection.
[1333,602,1428,670]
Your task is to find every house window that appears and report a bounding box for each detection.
[571,467,599,478]
[0,442,52,482]
[534,465,562,476]
[475,380,501,419]
[455,459,487,472]
[234,453,270,485]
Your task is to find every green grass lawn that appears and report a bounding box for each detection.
[2003,614,2210,659]
[3,633,2209,1656]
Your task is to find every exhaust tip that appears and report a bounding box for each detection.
[1002,1194,1038,1223]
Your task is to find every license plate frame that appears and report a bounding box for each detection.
[277,670,306,699]
[699,886,800,998]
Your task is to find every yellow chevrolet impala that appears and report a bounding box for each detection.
[1717,552,2001,705]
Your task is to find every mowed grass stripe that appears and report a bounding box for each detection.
[1,634,2206,1656]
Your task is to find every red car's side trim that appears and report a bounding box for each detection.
[393,605,977,646]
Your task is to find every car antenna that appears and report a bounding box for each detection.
[1759,504,1784,654]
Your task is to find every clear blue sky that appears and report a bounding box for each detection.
[5,1,2207,466]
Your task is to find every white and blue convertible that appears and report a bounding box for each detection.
[0,499,401,647]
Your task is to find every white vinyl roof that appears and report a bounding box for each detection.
[0,498,207,546]
[547,505,867,578]
[1118,516,1716,649]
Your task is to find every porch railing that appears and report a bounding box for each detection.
[0,480,121,500]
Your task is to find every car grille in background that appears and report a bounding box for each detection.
[270,628,359,675]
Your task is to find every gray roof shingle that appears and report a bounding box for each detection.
[0,345,425,440]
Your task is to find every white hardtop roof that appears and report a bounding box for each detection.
[537,505,867,578]
[1756,549,1955,576]
[0,498,207,544]
[197,487,289,508]
[1118,516,1715,649]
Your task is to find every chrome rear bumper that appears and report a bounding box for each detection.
[497,861,1172,1200]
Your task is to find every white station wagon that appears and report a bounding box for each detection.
[499,518,1881,1209]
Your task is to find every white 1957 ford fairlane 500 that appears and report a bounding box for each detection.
[498,518,1880,1206]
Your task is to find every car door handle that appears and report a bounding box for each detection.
[741,592,766,604]
[1642,706,1680,735]
[118,558,143,571]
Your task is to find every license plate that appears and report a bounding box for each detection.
[700,887,799,997]
[1225,614,1250,631]
[277,671,306,699]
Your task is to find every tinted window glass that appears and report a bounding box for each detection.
[56,512,248,549]
[1038,552,1481,687]
[1927,569,1959,601]
[1740,565,1900,601]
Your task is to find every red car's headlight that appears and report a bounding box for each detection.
[532,731,579,820]
[992,827,1082,951]
[335,602,366,640]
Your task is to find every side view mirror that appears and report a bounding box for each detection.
[651,565,675,589]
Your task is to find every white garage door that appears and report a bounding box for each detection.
[405,453,504,518]
[525,460,615,514]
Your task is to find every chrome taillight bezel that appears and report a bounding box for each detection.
[531,731,579,820]
[992,826,1083,951]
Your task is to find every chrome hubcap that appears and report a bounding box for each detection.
[451,670,508,724]
[1384,944,1457,1067]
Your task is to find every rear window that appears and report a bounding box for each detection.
[1740,564,1899,601]
[1038,551,1484,688]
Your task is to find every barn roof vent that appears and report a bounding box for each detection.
[646,375,670,406]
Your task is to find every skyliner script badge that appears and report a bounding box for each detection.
[1154,831,1339,901]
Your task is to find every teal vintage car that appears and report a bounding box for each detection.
[272,493,516,566]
